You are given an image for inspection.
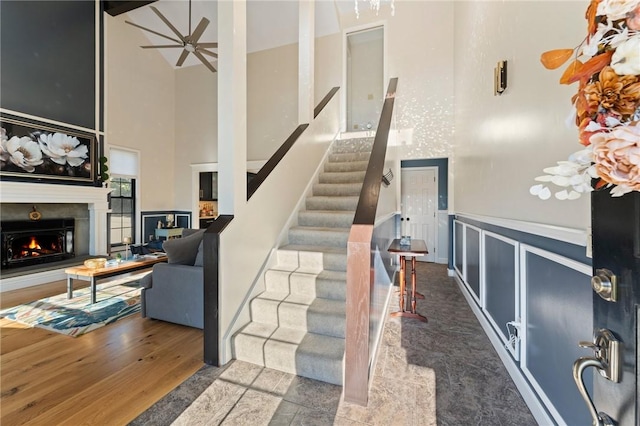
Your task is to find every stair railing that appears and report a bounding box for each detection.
[345,77,398,405]
[203,86,340,366]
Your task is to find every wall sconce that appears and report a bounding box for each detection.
[382,169,394,187]
[494,60,507,95]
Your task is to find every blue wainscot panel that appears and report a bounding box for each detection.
[483,233,517,350]
[465,226,480,301]
[454,221,464,275]
[522,246,593,425]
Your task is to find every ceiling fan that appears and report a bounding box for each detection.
[125,0,218,73]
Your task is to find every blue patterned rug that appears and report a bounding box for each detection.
[0,273,147,337]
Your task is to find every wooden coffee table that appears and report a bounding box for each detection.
[65,256,167,304]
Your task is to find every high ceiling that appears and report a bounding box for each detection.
[120,0,356,70]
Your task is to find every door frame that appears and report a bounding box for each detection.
[401,158,449,265]
[341,20,387,134]
[401,166,438,262]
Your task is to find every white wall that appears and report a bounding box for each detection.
[105,13,176,212]
[340,1,455,159]
[453,1,589,230]
[173,65,218,209]
[315,33,342,103]
[247,42,299,161]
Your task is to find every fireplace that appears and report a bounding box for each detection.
[1,219,75,270]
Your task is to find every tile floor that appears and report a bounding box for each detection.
[131,263,537,425]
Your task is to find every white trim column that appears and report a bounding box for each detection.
[218,0,247,214]
[298,0,315,124]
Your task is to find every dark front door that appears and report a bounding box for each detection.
[579,190,640,425]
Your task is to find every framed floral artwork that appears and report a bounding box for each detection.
[0,115,98,185]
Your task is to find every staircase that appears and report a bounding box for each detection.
[232,136,373,385]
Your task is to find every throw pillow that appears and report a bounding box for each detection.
[163,229,205,265]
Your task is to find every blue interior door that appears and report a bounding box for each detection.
[587,190,640,425]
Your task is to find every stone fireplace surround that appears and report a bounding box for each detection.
[0,181,110,292]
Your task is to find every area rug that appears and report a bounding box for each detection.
[0,273,147,337]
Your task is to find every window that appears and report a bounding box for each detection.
[109,177,135,247]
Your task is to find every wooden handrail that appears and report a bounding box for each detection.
[247,86,340,200]
[345,78,398,406]
[247,124,308,200]
[314,86,340,118]
[353,78,398,225]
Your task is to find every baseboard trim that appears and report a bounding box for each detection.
[447,268,455,277]
[1,269,66,292]
[453,273,554,426]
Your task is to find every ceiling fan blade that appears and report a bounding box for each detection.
[197,42,218,48]
[141,45,184,49]
[176,49,190,67]
[150,6,186,43]
[125,21,182,44]
[194,51,217,73]
[189,17,210,44]
[197,48,218,58]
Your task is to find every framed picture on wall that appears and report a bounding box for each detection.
[0,114,98,185]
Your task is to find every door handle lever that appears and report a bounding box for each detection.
[573,357,615,426]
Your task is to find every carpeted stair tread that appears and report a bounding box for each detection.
[332,137,374,153]
[298,210,355,228]
[312,182,363,196]
[324,160,369,173]
[328,152,371,163]
[318,171,366,184]
[288,226,350,247]
[277,245,347,272]
[306,196,359,211]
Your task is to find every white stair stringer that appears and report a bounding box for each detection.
[232,137,373,386]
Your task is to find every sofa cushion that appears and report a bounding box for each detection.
[163,229,205,265]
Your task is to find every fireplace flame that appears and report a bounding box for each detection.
[28,237,41,250]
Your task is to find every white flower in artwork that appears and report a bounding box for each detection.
[6,135,44,172]
[0,127,10,163]
[38,132,88,167]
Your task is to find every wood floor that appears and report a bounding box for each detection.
[1,278,204,425]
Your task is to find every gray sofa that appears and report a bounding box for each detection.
[140,229,205,329]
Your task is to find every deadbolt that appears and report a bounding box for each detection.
[591,268,617,302]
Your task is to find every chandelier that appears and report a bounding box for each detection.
[354,0,395,19]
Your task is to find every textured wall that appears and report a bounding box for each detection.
[104,13,176,212]
[453,1,589,229]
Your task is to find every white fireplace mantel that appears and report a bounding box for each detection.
[1,181,111,285]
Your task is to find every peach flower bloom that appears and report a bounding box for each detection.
[591,122,640,196]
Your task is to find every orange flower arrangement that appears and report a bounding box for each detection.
[531,0,640,199]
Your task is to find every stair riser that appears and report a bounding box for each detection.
[233,336,344,385]
[288,229,349,247]
[250,298,345,338]
[328,152,371,163]
[312,184,362,196]
[298,212,354,228]
[275,249,347,271]
[264,271,347,300]
[324,161,369,173]
[318,171,366,184]
[332,138,374,153]
[306,197,359,211]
